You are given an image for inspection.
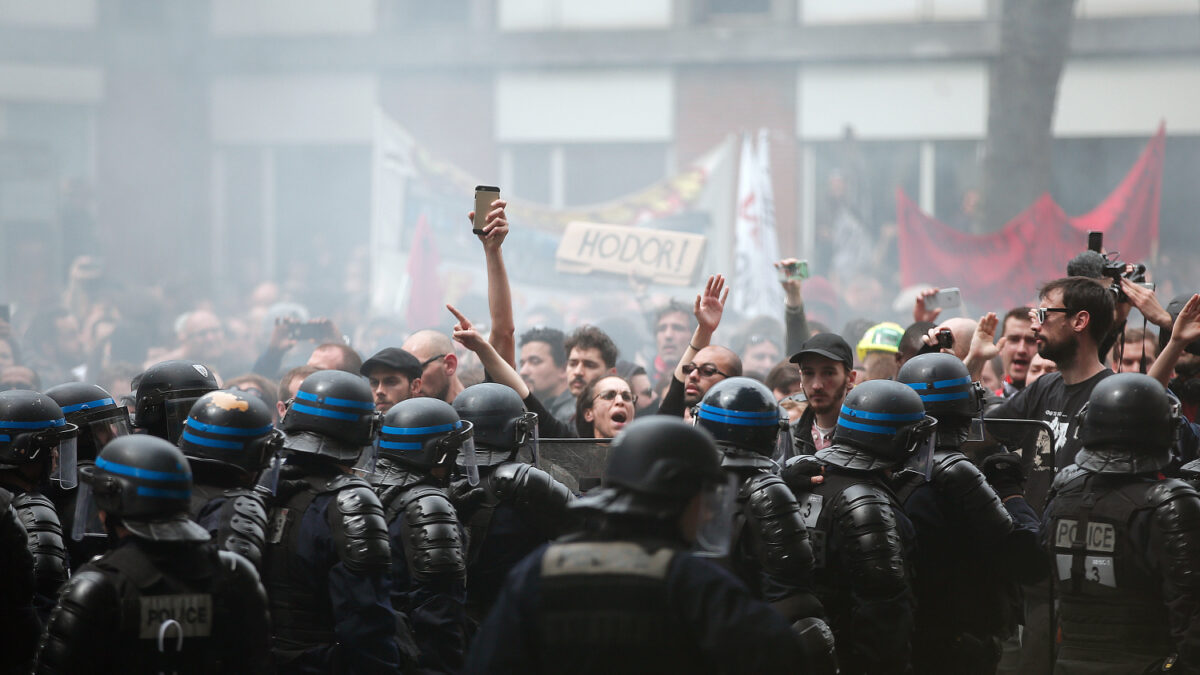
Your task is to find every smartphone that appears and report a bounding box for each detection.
[473,186,500,235]
[288,322,325,341]
[1087,231,1103,253]
[935,328,955,350]
[775,260,810,282]
[926,287,962,312]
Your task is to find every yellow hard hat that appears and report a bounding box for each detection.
[856,322,904,361]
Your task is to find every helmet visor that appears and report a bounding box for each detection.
[256,451,283,496]
[51,432,79,489]
[164,397,205,444]
[87,416,131,453]
[459,436,479,486]
[72,465,107,541]
[356,441,379,478]
[692,473,739,558]
[772,418,794,467]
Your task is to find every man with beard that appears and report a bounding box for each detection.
[562,325,619,401]
[403,330,465,403]
[789,333,856,455]
[986,276,1115,675]
[518,327,573,425]
[361,347,423,413]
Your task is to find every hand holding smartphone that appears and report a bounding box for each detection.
[473,186,500,235]
[924,287,962,312]
[775,260,810,282]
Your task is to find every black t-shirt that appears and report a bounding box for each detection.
[988,369,1113,470]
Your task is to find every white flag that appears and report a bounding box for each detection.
[731,129,785,319]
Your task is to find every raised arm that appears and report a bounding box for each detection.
[448,304,529,399]
[468,200,516,369]
[1149,294,1200,389]
[673,274,728,382]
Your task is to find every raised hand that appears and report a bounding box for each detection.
[447,304,488,353]
[1171,294,1200,346]
[968,312,1001,363]
[774,259,804,308]
[1120,278,1172,330]
[694,274,729,335]
[913,287,942,323]
[468,198,509,252]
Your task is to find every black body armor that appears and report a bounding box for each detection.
[35,540,271,675]
[731,472,817,613]
[1048,469,1200,671]
[0,486,39,673]
[190,483,269,570]
[13,491,69,601]
[798,468,912,675]
[536,539,702,674]
[263,468,391,649]
[378,483,466,582]
[466,460,575,556]
[895,449,1013,540]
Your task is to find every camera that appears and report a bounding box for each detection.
[1068,231,1153,303]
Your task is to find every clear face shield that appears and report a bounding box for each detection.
[906,416,940,482]
[50,425,80,489]
[72,464,107,541]
[164,396,205,444]
[967,383,988,443]
[353,411,385,479]
[691,473,739,558]
[445,420,478,486]
[517,411,539,466]
[772,417,794,470]
[256,450,284,496]
[86,415,131,452]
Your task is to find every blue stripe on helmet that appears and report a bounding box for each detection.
[181,430,244,450]
[920,392,971,403]
[378,440,423,451]
[905,382,928,391]
[837,418,901,435]
[0,417,66,429]
[291,402,360,421]
[184,419,274,437]
[295,390,374,411]
[136,486,191,500]
[933,376,972,389]
[60,398,115,414]
[380,421,461,436]
[96,456,190,482]
[696,404,778,420]
[839,405,924,423]
[697,408,779,427]
[0,434,8,442]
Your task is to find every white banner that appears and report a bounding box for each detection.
[731,129,784,319]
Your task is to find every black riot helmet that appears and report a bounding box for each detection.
[896,352,984,423]
[45,382,131,463]
[695,377,783,469]
[179,390,281,480]
[376,398,474,484]
[1076,373,1180,475]
[133,360,218,443]
[452,383,537,466]
[280,369,376,463]
[0,390,78,481]
[78,434,209,542]
[821,379,936,471]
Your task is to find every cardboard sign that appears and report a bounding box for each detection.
[555,221,706,286]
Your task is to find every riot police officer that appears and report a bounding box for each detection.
[263,369,406,674]
[0,483,39,674]
[894,353,1048,674]
[372,397,472,672]
[1044,373,1200,673]
[694,378,821,619]
[43,382,130,570]
[0,390,76,620]
[450,382,575,620]
[465,416,812,673]
[787,378,932,675]
[178,389,278,568]
[133,359,218,443]
[35,434,271,674]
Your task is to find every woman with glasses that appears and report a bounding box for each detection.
[575,375,637,439]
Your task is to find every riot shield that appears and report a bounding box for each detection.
[963,418,1056,515]
[533,438,612,494]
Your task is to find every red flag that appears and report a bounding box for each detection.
[405,214,444,329]
[897,124,1165,311]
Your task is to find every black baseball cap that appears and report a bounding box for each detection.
[789,333,854,370]
[360,347,422,380]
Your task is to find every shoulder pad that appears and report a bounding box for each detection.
[932,452,1013,539]
[742,473,814,584]
[491,461,576,537]
[215,490,269,569]
[13,492,69,592]
[329,484,392,573]
[1149,478,1200,509]
[1149,482,1200,591]
[51,568,120,626]
[321,473,372,494]
[1050,463,1089,493]
[834,483,908,596]
[397,485,466,581]
[37,568,120,673]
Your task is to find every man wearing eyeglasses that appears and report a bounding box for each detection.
[403,330,465,404]
[986,276,1115,675]
[656,275,743,418]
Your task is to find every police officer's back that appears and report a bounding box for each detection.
[262,369,403,674]
[1044,373,1200,673]
[465,416,811,674]
[450,383,575,619]
[788,379,930,675]
[36,435,270,674]
[371,397,472,672]
[0,390,76,620]
[893,353,1048,674]
[178,389,277,568]
[43,383,131,570]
